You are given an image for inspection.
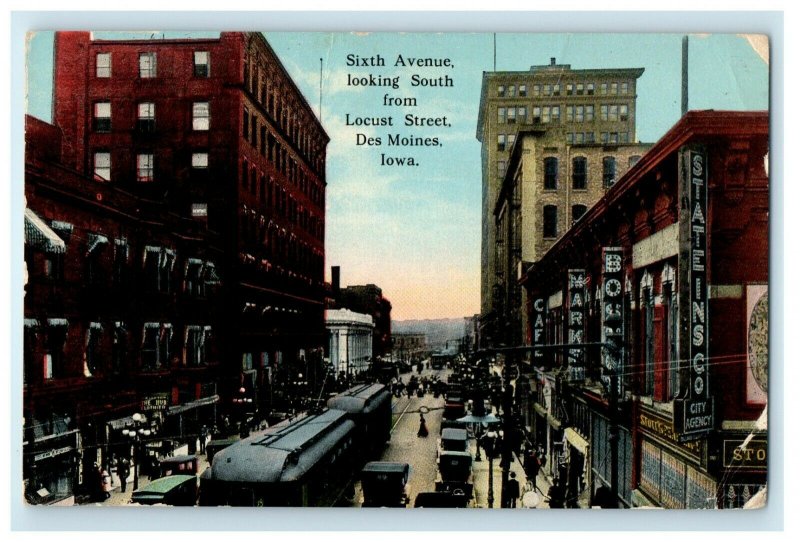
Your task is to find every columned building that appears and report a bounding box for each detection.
[477,59,645,348]
[326,309,375,378]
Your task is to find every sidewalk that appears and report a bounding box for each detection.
[95,451,212,506]
[469,439,551,509]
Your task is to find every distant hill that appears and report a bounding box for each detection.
[392,318,467,350]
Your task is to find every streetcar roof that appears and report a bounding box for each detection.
[441,428,468,441]
[326,383,390,414]
[208,409,356,483]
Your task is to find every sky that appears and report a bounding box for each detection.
[25,31,769,320]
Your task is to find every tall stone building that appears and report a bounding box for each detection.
[476,58,646,348]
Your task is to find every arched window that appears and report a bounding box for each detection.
[543,205,558,238]
[571,204,587,225]
[572,157,587,189]
[603,156,617,187]
[544,157,558,189]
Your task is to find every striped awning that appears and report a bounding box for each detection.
[166,394,219,416]
[86,233,109,254]
[24,209,66,254]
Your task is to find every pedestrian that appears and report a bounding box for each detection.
[417,413,429,438]
[524,448,542,494]
[117,457,130,492]
[505,472,520,508]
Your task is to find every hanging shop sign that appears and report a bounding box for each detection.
[532,297,546,363]
[567,269,586,381]
[722,439,767,469]
[141,393,169,412]
[639,410,702,460]
[675,147,714,440]
[601,247,624,394]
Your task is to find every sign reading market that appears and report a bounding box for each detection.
[567,269,586,381]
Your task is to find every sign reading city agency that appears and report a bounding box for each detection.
[675,147,714,439]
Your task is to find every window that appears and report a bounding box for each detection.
[572,157,587,189]
[629,155,641,167]
[611,82,618,95]
[619,132,629,144]
[46,321,69,380]
[609,105,619,122]
[517,106,527,123]
[141,324,160,370]
[93,102,111,132]
[93,152,111,181]
[575,105,584,123]
[243,108,249,139]
[112,322,127,374]
[185,326,210,366]
[566,83,574,96]
[577,83,585,95]
[600,83,608,95]
[587,83,595,95]
[84,323,102,377]
[566,132,574,145]
[85,233,108,286]
[193,102,210,130]
[507,107,516,123]
[497,85,505,97]
[609,132,619,144]
[533,84,541,97]
[621,82,629,95]
[551,106,560,123]
[112,238,129,286]
[663,279,679,399]
[620,104,629,121]
[575,132,585,144]
[188,152,207,171]
[508,85,516,97]
[497,107,506,124]
[543,205,558,238]
[586,105,594,122]
[137,102,155,132]
[497,134,506,151]
[194,51,209,77]
[139,52,157,78]
[566,106,574,122]
[603,156,617,187]
[532,107,541,123]
[572,204,588,224]
[507,133,516,149]
[544,157,558,189]
[96,53,111,77]
[643,284,655,395]
[542,107,551,124]
[519,84,527,97]
[497,160,507,179]
[585,132,595,144]
[601,105,608,121]
[137,154,154,182]
[184,259,204,297]
[544,84,552,96]
[553,84,560,96]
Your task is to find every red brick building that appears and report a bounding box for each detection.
[520,111,768,508]
[23,31,329,503]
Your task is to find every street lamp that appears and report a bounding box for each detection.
[121,413,152,491]
[482,430,499,509]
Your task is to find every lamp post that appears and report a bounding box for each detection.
[121,413,152,492]
[483,430,498,509]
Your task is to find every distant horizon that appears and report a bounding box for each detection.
[25,31,769,320]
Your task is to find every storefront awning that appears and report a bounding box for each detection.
[24,209,66,254]
[86,233,109,255]
[534,403,548,417]
[547,414,562,430]
[106,414,149,431]
[166,394,219,416]
[565,427,590,456]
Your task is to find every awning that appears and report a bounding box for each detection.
[86,233,109,255]
[24,209,66,254]
[24,318,40,328]
[47,318,68,327]
[565,427,590,456]
[547,414,562,430]
[166,394,219,416]
[534,403,548,417]
[107,414,149,431]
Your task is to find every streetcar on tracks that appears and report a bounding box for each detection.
[199,384,391,507]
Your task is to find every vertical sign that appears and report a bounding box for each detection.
[567,269,586,381]
[531,297,546,363]
[601,248,624,394]
[675,147,714,439]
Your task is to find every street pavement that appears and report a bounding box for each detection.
[91,363,553,508]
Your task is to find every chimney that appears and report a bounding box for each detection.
[550,57,556,66]
[331,266,340,295]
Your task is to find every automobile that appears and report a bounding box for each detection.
[205,437,238,464]
[131,474,198,506]
[435,450,473,500]
[361,461,411,507]
[414,490,468,508]
[155,454,199,478]
[443,398,466,420]
[437,427,469,462]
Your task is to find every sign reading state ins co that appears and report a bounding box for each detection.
[675,148,714,438]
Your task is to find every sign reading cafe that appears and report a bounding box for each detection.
[567,269,586,381]
[531,297,546,362]
[675,147,714,438]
